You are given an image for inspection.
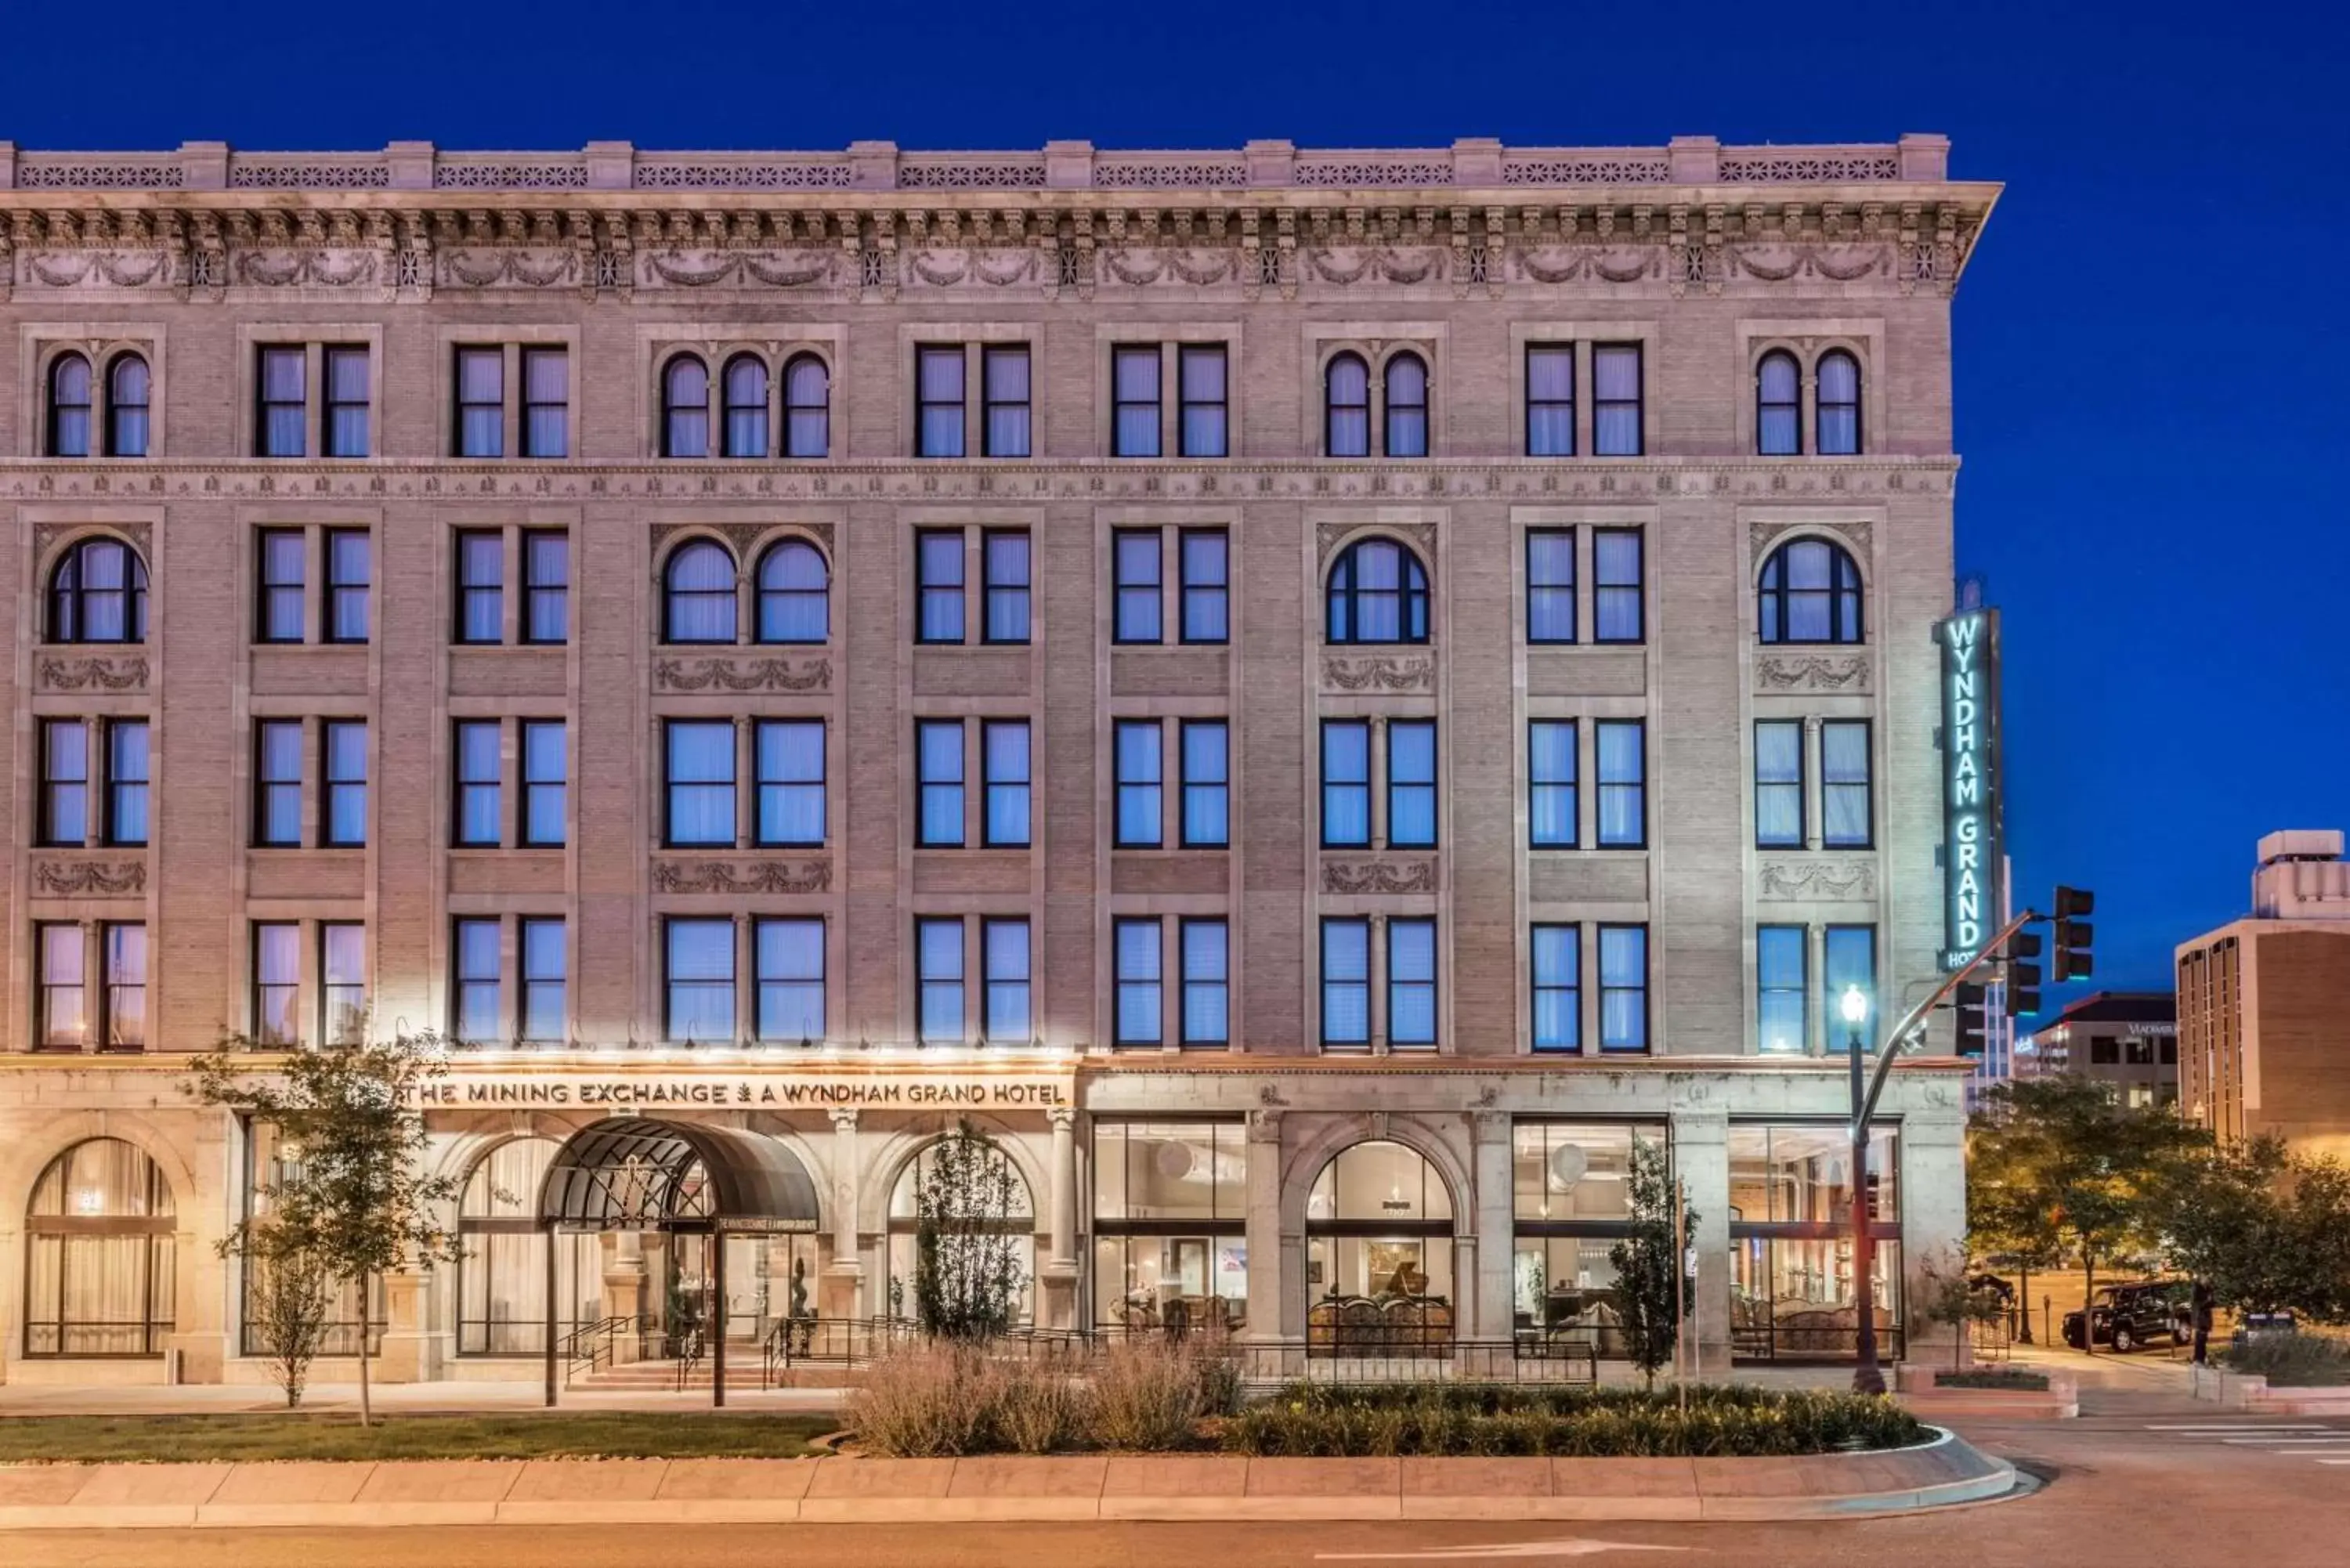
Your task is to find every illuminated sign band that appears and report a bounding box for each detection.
[415,1071,1073,1111]
[1936,608,2002,970]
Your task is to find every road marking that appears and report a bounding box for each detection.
[2220,1436,2350,1445]
[2145,1423,2334,1431]
[1314,1541,1693,1560]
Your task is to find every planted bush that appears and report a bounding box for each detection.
[1935,1368,2051,1391]
[850,1333,1243,1457]
[2223,1333,2350,1387]
[844,1342,1008,1457]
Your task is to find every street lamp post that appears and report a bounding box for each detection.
[1843,983,1885,1396]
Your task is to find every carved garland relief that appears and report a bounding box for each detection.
[652,858,832,895]
[1756,860,1877,902]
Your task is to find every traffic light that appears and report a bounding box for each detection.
[2054,886,2096,980]
[1954,981,1989,1056]
[2006,930,2044,1018]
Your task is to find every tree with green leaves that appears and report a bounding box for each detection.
[1966,1107,2067,1344]
[1609,1134,1695,1389]
[188,1029,463,1425]
[912,1119,1028,1341]
[1912,1243,2008,1370]
[2157,1136,2350,1353]
[240,1199,337,1408]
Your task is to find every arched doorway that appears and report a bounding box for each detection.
[1304,1140,1455,1356]
[24,1138,175,1357]
[885,1138,1036,1328]
[457,1138,602,1357]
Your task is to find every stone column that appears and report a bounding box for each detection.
[825,1109,862,1317]
[1243,1110,1288,1351]
[1039,1108,1080,1328]
[1470,1111,1516,1341]
[1898,1091,1970,1371]
[606,1230,649,1363]
[376,1266,433,1382]
[1668,1109,1732,1375]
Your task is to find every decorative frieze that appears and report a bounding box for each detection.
[34,654,150,694]
[32,858,147,896]
[1321,856,1440,895]
[1321,653,1436,695]
[653,656,833,694]
[1757,859,1878,902]
[1754,654,1871,694]
[651,858,832,895]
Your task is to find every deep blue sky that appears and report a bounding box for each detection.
[6,2,2342,999]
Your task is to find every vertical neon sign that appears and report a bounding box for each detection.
[1936,608,2002,970]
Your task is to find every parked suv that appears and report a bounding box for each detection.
[2063,1280,2193,1352]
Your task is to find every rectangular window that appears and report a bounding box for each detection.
[1112,345,1162,457]
[916,720,965,847]
[252,922,299,1046]
[1115,916,1163,1046]
[665,719,736,847]
[452,917,501,1044]
[1525,345,1574,457]
[1180,528,1230,644]
[755,916,825,1044]
[1178,344,1229,457]
[1758,924,1808,1056]
[1593,528,1643,643]
[258,528,306,642]
[665,916,735,1044]
[915,345,965,457]
[1595,719,1646,848]
[522,530,569,644]
[455,530,504,644]
[255,720,302,846]
[37,923,85,1050]
[1821,720,1873,848]
[755,718,824,847]
[1387,916,1437,1048]
[1114,529,1163,643]
[1180,918,1229,1048]
[1531,923,1580,1052]
[324,346,370,458]
[455,347,504,457]
[1115,720,1163,848]
[324,529,371,643]
[1321,719,1372,847]
[1525,527,1578,644]
[1320,917,1371,1050]
[320,721,367,847]
[1386,719,1437,848]
[521,720,566,847]
[522,347,568,458]
[1528,719,1578,849]
[982,720,1032,847]
[1180,720,1229,848]
[1824,925,1878,1052]
[101,922,146,1050]
[916,529,965,643]
[981,345,1031,457]
[38,719,87,846]
[982,918,1031,1042]
[519,917,566,1044]
[106,720,149,847]
[982,530,1031,644]
[453,720,502,846]
[320,922,366,1044]
[916,916,964,1044]
[1592,343,1642,456]
[258,347,307,457]
[1598,923,1649,1052]
[1755,720,1806,848]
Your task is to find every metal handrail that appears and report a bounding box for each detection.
[557,1313,642,1386]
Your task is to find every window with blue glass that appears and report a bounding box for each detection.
[755,719,825,847]
[721,354,768,457]
[1112,346,1161,457]
[322,720,367,847]
[254,720,302,846]
[665,916,733,1043]
[1820,721,1872,848]
[455,530,503,644]
[1593,529,1643,643]
[1387,917,1437,1048]
[665,720,735,847]
[1757,538,1864,645]
[322,346,370,457]
[982,531,1031,644]
[521,721,565,847]
[1529,719,1578,848]
[916,530,965,644]
[916,720,964,847]
[1325,537,1430,645]
[1531,923,1580,1052]
[38,721,86,847]
[1320,917,1371,1050]
[1817,351,1861,455]
[783,353,830,458]
[1180,721,1229,848]
[1754,720,1805,848]
[982,345,1031,457]
[757,538,829,644]
[1757,924,1807,1055]
[1824,925,1877,1051]
[1178,345,1228,457]
[1757,351,1801,456]
[916,345,965,457]
[1525,345,1574,456]
[1320,719,1372,847]
[519,917,566,1044]
[1325,352,1370,457]
[1384,352,1429,457]
[1115,917,1163,1046]
[454,721,501,846]
[982,918,1031,1042]
[1114,529,1162,643]
[916,917,964,1044]
[661,355,709,457]
[456,347,504,457]
[1180,529,1229,643]
[47,352,92,457]
[1115,720,1163,847]
[324,529,370,644]
[755,916,824,1044]
[1595,719,1646,848]
[982,721,1031,847]
[452,918,501,1044]
[1527,529,1575,643]
[663,540,737,643]
[106,721,148,847]
[1181,919,1229,1048]
[257,529,305,643]
[1386,720,1437,848]
[1592,344,1641,456]
[1597,924,1649,1052]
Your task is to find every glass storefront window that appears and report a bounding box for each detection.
[885,1137,1035,1327]
[1508,1122,1663,1357]
[456,1137,604,1357]
[240,1120,383,1357]
[1305,1140,1455,1354]
[1509,1122,1655,1222]
[24,1137,176,1357]
[1307,1140,1452,1224]
[1091,1120,1246,1334]
[1726,1122,1901,1361]
[1093,1121,1244,1223]
[1726,1123,1897,1226]
[1094,1234,1246,1333]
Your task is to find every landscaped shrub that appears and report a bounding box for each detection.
[1935,1368,2051,1391]
[997,1365,1088,1454]
[2223,1333,2350,1386]
[1086,1336,1207,1451]
[844,1341,1008,1457]
[850,1333,1236,1455]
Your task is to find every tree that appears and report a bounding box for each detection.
[2160,1137,2350,1351]
[911,1119,1028,1341]
[240,1203,336,1408]
[1609,1134,1695,1390]
[1912,1243,2007,1370]
[1967,1107,2067,1344]
[189,1029,463,1425]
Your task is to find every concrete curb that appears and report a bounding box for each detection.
[0,1429,2017,1531]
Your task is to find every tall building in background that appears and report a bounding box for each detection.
[2014,991,2178,1107]
[2178,830,2350,1158]
[0,133,1993,1386]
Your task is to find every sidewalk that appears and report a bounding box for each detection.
[0,1380,849,1418]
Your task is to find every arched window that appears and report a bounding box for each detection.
[25,1137,175,1357]
[756,538,830,644]
[663,540,738,643]
[47,352,92,457]
[1816,351,1861,455]
[887,1135,1036,1329]
[1758,537,1865,645]
[661,355,710,458]
[1324,352,1370,457]
[1304,1140,1454,1355]
[48,536,150,644]
[783,353,830,458]
[456,1137,602,1356]
[721,355,768,458]
[106,354,151,457]
[1383,352,1429,457]
[1756,351,1801,456]
[1325,537,1430,645]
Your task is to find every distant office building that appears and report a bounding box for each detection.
[2015,992,2177,1108]
[2177,831,2350,1158]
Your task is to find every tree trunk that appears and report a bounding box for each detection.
[2081,1253,2096,1357]
[2016,1264,2033,1344]
[356,1272,374,1427]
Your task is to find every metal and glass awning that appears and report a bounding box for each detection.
[536,1117,819,1234]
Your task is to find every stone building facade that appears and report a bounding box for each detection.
[0,134,1990,1386]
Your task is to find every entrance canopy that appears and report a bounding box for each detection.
[536,1118,819,1234]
